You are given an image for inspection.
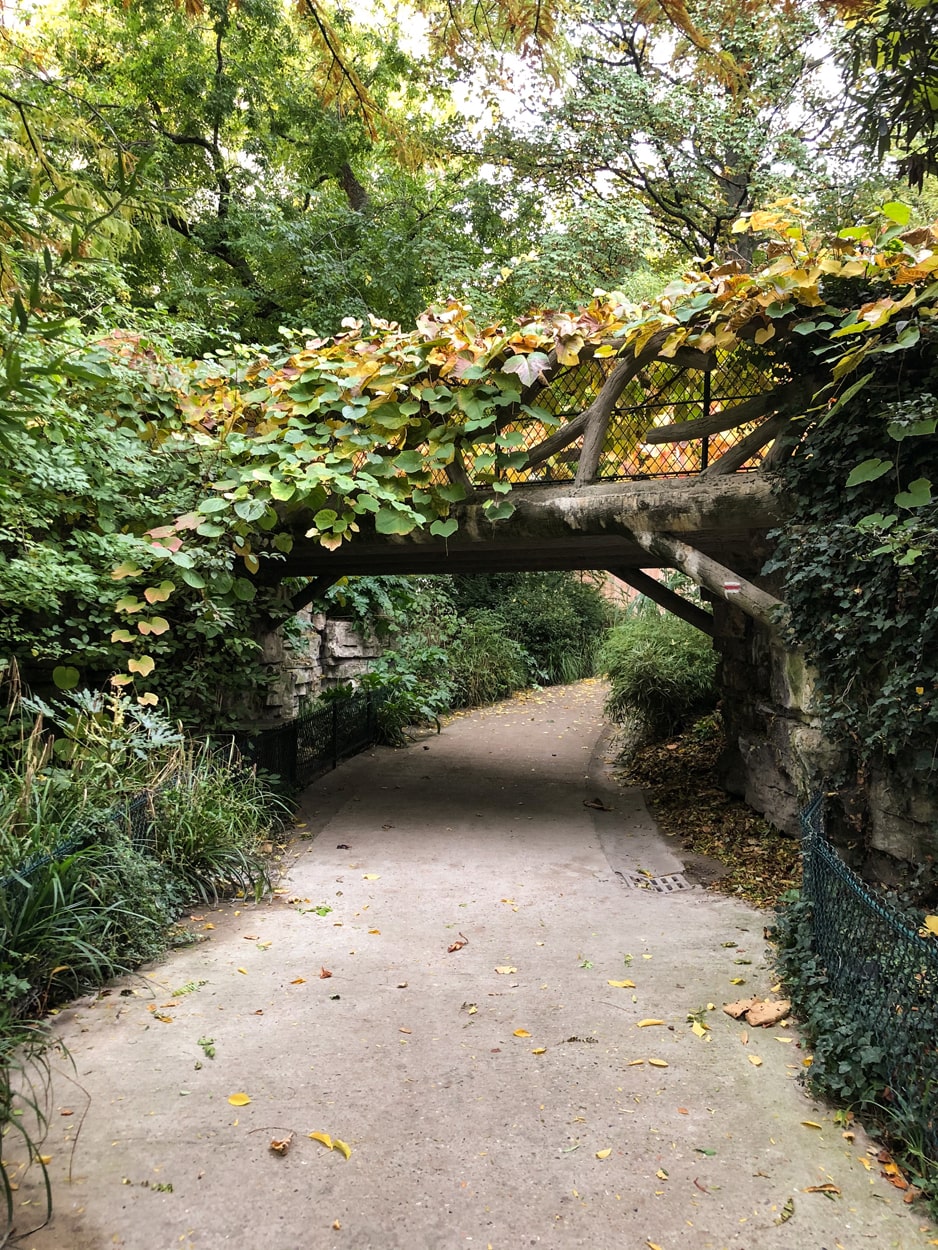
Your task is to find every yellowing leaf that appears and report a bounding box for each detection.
[637,1019,664,1028]
[363,874,380,880]
[859,1156,872,1170]
[333,1139,352,1160]
[628,1059,644,1066]
[648,1058,669,1068]
[801,1120,823,1130]
[309,1132,333,1149]
[237,967,248,975]
[291,977,306,984]
[647,1242,664,1250]
[513,1028,531,1037]
[531,1048,546,1055]
[368,928,381,935]
[228,1093,251,1106]
[595,1148,612,1159]
[729,977,746,985]
[924,915,938,936]
[747,1055,763,1067]
[127,655,156,677]
[691,1021,709,1038]
[494,966,517,975]
[607,979,636,988]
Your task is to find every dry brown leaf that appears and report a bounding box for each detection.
[745,999,791,1028]
[677,1107,688,1115]
[448,933,469,953]
[320,967,333,979]
[494,966,516,975]
[723,998,760,1019]
[804,1183,840,1195]
[269,1134,293,1156]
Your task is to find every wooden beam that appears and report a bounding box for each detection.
[631,531,786,630]
[574,329,671,484]
[289,575,335,616]
[608,567,714,636]
[701,412,788,478]
[641,389,779,444]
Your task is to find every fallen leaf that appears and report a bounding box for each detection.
[648,1058,669,1068]
[723,997,760,1020]
[228,1093,251,1106]
[333,1139,352,1160]
[775,1197,795,1224]
[513,1028,531,1038]
[583,798,612,811]
[257,941,272,950]
[596,1148,612,1159]
[60,1110,74,1117]
[607,980,636,988]
[532,1048,546,1055]
[154,1014,173,1023]
[368,929,381,935]
[747,1055,763,1067]
[628,1059,645,1066]
[801,1121,823,1130]
[739,1030,749,1045]
[448,933,469,952]
[694,1147,716,1156]
[243,935,259,941]
[291,977,306,985]
[637,1019,664,1028]
[363,874,380,881]
[494,966,517,975]
[729,977,746,985]
[677,1107,688,1115]
[656,1168,669,1180]
[320,967,333,979]
[333,1220,341,1230]
[858,1156,872,1170]
[203,923,215,930]
[691,1021,709,1038]
[309,1132,333,1149]
[647,1242,664,1250]
[269,1135,293,1156]
[236,967,248,975]
[804,1183,841,1195]
[746,999,791,1027]
[923,915,938,936]
[399,1027,412,1034]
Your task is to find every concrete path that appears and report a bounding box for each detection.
[11,682,935,1250]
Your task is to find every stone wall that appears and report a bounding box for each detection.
[257,612,382,724]
[712,597,938,878]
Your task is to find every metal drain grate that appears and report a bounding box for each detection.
[616,870,693,893]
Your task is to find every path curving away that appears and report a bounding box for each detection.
[11,682,935,1250]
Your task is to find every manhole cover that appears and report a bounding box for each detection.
[616,870,693,892]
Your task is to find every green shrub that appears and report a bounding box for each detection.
[448,610,532,707]
[601,611,718,737]
[448,572,612,684]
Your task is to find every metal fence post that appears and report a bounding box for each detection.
[700,367,711,470]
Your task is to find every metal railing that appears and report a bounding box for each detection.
[801,795,938,1155]
[236,687,383,790]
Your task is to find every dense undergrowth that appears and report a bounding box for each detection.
[0,681,285,1238]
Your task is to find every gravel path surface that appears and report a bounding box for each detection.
[11,682,935,1250]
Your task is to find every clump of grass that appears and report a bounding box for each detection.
[601,610,718,739]
[149,741,287,904]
